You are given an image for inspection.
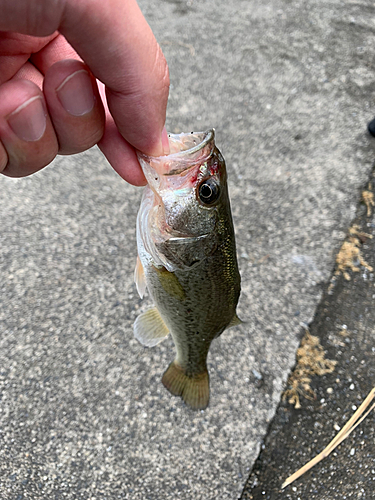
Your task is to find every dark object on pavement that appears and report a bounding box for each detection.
[367,117,375,137]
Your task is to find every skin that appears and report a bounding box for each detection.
[0,0,170,185]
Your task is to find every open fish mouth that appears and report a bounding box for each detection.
[166,130,214,165]
[137,129,216,179]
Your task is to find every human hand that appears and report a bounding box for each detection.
[0,0,170,185]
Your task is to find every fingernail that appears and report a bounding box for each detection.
[56,70,95,116]
[7,96,46,142]
[162,126,170,155]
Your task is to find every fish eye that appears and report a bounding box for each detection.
[198,178,220,205]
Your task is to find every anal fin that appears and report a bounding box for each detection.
[134,307,169,347]
[215,313,244,339]
[227,313,244,329]
[162,361,210,410]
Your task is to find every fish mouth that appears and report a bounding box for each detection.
[137,129,216,178]
[166,130,214,161]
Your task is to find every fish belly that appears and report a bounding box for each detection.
[141,244,240,409]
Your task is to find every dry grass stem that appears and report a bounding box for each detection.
[282,387,375,489]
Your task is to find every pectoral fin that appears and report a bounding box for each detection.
[134,307,169,347]
[154,265,186,301]
[134,255,147,299]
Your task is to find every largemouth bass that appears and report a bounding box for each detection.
[134,129,241,410]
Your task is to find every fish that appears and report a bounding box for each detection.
[133,129,241,410]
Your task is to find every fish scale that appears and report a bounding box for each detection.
[134,130,241,410]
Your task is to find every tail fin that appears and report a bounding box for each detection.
[162,361,210,410]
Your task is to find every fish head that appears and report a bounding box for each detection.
[137,130,229,271]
